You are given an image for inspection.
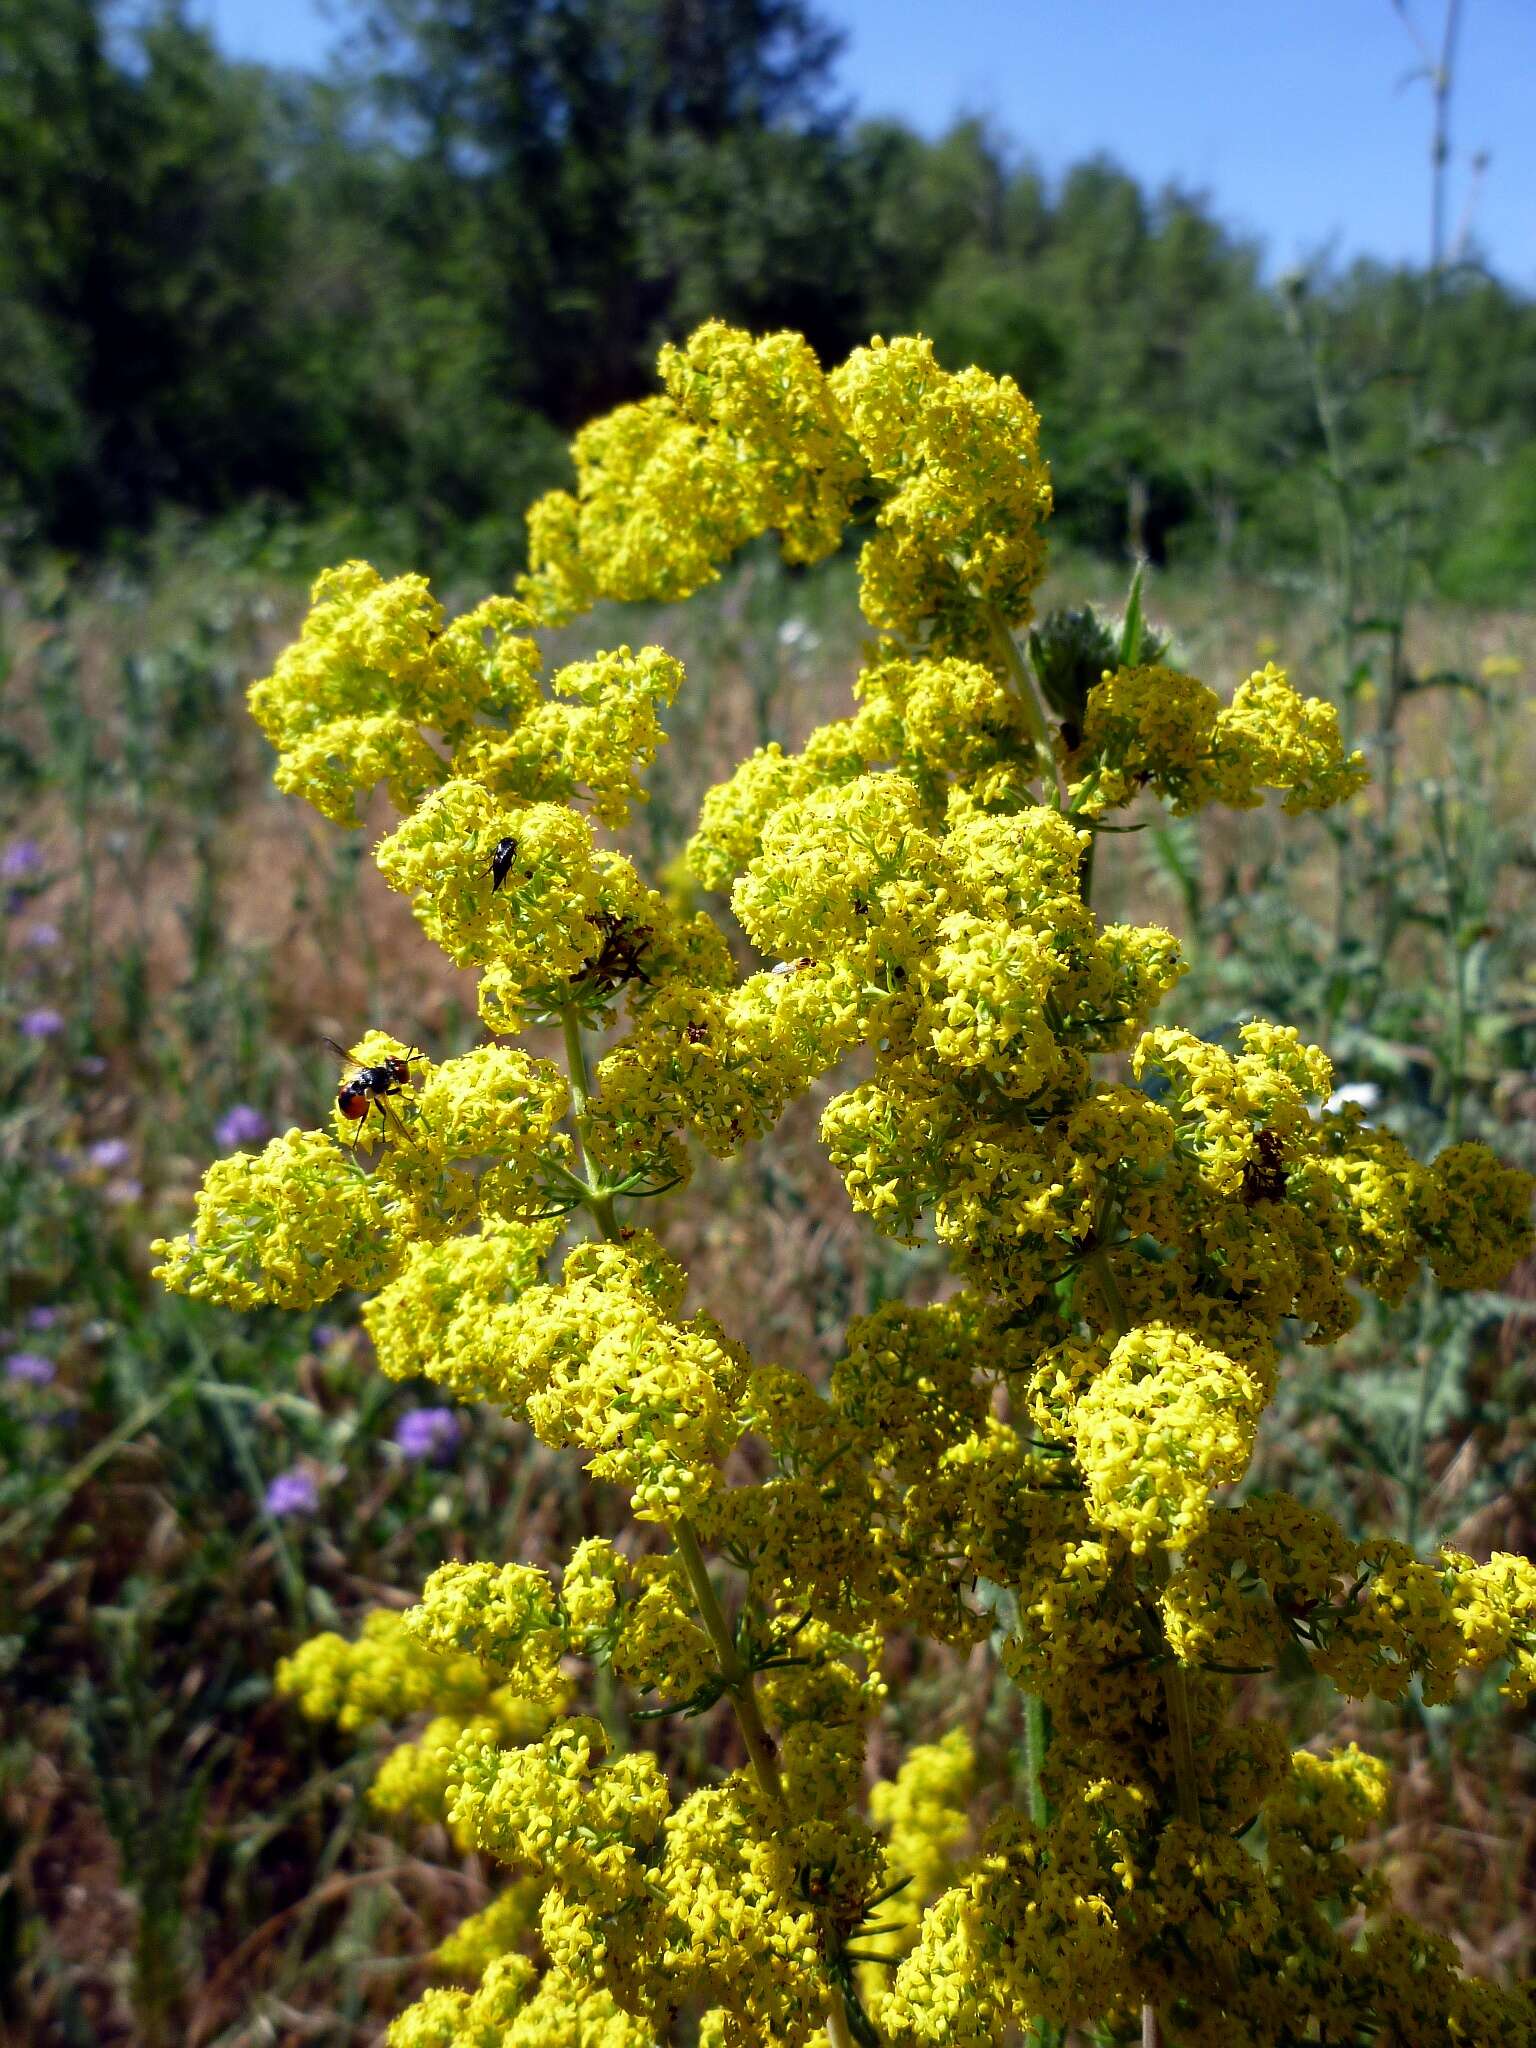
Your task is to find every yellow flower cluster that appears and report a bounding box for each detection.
[248,563,539,825]
[1077,659,1368,815]
[151,1126,408,1309]
[883,1736,1536,2043]
[830,338,1052,657]
[407,1562,569,1701]
[520,324,1049,657]
[152,1039,570,1307]
[276,1609,556,1850]
[277,1608,492,1732]
[365,1215,561,1401]
[376,1227,748,1523]
[387,1956,660,2048]
[521,324,863,617]
[861,1730,975,2002]
[513,1236,748,1521]
[157,321,1535,2046]
[1164,1497,1536,1708]
[1070,1324,1265,1553]
[458,645,683,828]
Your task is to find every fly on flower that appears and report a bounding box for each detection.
[486,835,520,892]
[1241,1126,1288,1205]
[324,1038,426,1152]
[580,911,652,993]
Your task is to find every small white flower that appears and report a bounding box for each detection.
[1325,1081,1381,1116]
[777,618,819,651]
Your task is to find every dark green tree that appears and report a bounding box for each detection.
[351,0,849,422]
[0,0,311,541]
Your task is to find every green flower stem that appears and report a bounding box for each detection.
[1019,1661,1057,2047]
[1147,1548,1201,1828]
[1428,786,1469,1149]
[558,1007,784,1801]
[0,1372,196,1552]
[986,604,1067,807]
[560,1005,619,1238]
[1402,1267,1441,1557]
[557,1004,861,2048]
[1088,1244,1131,1348]
[825,1994,856,2048]
[1079,831,1098,910]
[1021,1689,1050,1829]
[672,1516,787,1808]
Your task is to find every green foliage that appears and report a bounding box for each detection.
[1440,441,1536,604]
[3,0,1533,587]
[0,0,313,538]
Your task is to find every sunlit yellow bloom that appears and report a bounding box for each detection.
[157,318,1536,2048]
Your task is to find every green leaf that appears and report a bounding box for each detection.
[1119,561,1146,668]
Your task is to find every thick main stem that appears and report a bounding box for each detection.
[1092,1239,1199,2038]
[1294,301,1364,996]
[674,1520,858,2048]
[557,1006,860,2048]
[1375,2,1466,1006]
[825,1992,857,2048]
[1147,1549,1201,1829]
[1088,1248,1202,1834]
[1089,1245,1130,1347]
[986,604,1067,807]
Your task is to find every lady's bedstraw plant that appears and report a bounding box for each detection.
[154,327,1536,2047]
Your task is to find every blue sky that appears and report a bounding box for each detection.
[194,0,1536,285]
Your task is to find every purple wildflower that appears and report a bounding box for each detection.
[311,1323,339,1351]
[392,1406,463,1463]
[20,1008,65,1040]
[216,1104,270,1150]
[87,1137,133,1171]
[6,1352,56,1386]
[263,1468,319,1518]
[26,1307,60,1331]
[1,840,44,882]
[25,923,60,950]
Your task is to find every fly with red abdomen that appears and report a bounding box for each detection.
[324,1039,426,1152]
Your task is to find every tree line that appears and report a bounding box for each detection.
[3,0,1534,595]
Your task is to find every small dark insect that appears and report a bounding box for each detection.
[1274,1587,1320,1624]
[324,1038,425,1151]
[684,1021,709,1045]
[486,836,519,892]
[1241,1127,1287,1205]
[580,911,653,993]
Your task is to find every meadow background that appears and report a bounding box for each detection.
[2,2,1534,2043]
